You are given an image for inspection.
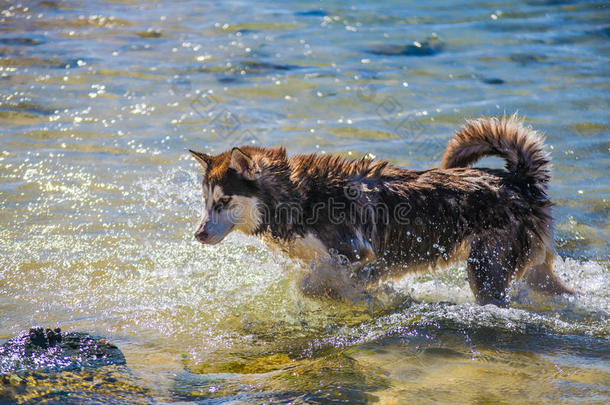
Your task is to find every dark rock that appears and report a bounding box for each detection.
[239,60,296,72]
[27,327,60,348]
[234,29,257,34]
[212,60,300,82]
[295,10,327,17]
[0,329,152,404]
[0,37,43,46]
[218,76,240,84]
[0,327,126,375]
[366,42,442,57]
[480,77,505,85]
[509,53,546,65]
[0,101,55,116]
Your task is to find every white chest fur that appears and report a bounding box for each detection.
[265,232,330,262]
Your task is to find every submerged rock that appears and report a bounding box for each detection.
[366,41,442,57]
[238,60,297,72]
[509,52,546,65]
[0,327,126,374]
[212,60,299,84]
[136,28,163,38]
[294,10,327,17]
[480,77,505,85]
[0,37,43,46]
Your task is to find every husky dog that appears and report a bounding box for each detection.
[189,116,575,306]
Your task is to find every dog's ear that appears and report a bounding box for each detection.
[189,149,211,173]
[230,147,260,180]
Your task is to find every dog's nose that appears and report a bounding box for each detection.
[194,229,208,242]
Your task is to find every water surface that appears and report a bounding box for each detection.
[0,0,608,403]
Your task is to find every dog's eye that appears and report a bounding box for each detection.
[214,197,231,212]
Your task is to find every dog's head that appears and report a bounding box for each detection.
[189,146,287,244]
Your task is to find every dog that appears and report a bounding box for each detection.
[189,115,576,306]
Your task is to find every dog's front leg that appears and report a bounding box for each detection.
[297,255,379,306]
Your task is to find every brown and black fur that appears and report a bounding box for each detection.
[189,115,575,306]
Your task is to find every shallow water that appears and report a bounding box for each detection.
[0,0,608,403]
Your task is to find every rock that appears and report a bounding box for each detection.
[366,42,442,57]
[238,60,297,72]
[0,329,152,404]
[136,28,162,38]
[0,37,43,46]
[294,10,327,17]
[480,77,505,85]
[0,327,126,375]
[509,52,546,65]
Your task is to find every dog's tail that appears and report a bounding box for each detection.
[441,115,551,196]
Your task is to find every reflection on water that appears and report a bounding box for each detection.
[0,0,608,403]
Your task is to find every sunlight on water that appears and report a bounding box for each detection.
[0,0,608,402]
[2,164,608,401]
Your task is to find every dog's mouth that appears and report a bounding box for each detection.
[196,237,222,245]
[194,225,234,245]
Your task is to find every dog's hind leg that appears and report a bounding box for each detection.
[521,249,575,295]
[466,233,521,307]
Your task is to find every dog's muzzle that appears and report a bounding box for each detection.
[194,229,209,243]
[194,220,233,245]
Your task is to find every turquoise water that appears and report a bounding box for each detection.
[0,0,608,403]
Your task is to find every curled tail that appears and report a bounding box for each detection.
[441,115,551,196]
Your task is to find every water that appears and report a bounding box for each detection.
[0,0,608,402]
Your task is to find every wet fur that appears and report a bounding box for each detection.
[190,115,575,306]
